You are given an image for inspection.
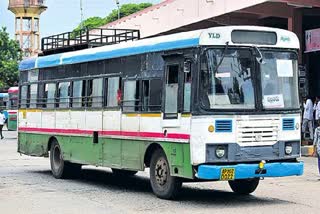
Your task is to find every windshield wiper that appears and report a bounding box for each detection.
[212,42,229,74]
[253,46,265,64]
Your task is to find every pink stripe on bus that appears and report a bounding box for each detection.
[18,127,190,140]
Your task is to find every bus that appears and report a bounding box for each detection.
[7,87,19,131]
[0,93,9,119]
[18,26,304,199]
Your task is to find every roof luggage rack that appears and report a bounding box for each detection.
[41,28,140,56]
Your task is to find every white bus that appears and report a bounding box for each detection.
[18,26,303,199]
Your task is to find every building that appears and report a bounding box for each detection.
[8,0,47,57]
[102,0,320,98]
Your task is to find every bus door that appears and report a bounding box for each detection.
[161,56,184,132]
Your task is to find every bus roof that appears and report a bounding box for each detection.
[19,26,299,71]
[8,87,19,94]
[0,93,8,98]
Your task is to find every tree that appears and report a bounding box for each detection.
[0,27,21,89]
[72,3,152,36]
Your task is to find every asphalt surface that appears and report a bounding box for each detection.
[0,131,319,214]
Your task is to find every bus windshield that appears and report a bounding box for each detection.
[261,51,299,109]
[200,48,255,109]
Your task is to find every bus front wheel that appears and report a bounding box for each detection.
[150,149,182,200]
[228,178,259,194]
[50,140,81,179]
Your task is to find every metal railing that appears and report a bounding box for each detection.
[8,0,46,7]
[41,28,140,55]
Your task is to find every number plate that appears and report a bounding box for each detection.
[220,168,235,181]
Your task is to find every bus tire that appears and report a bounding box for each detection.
[111,168,138,176]
[149,149,182,200]
[50,139,81,179]
[228,178,259,194]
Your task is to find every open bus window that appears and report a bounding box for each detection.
[142,79,162,112]
[123,80,140,112]
[105,77,120,107]
[92,78,103,108]
[57,82,70,108]
[87,79,93,107]
[72,80,83,108]
[30,84,38,109]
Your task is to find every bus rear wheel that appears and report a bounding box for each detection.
[150,149,182,200]
[228,178,259,194]
[50,139,81,179]
[111,168,138,176]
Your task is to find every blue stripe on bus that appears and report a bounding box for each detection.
[19,38,199,71]
[37,54,63,69]
[62,38,199,66]
[19,57,36,71]
[197,162,304,180]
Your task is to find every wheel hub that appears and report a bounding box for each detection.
[155,158,168,186]
[53,145,62,170]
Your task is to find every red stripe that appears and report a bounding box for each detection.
[19,127,190,140]
[8,111,17,115]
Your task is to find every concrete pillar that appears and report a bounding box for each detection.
[288,9,303,63]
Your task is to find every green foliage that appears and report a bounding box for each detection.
[72,3,152,36]
[0,27,21,89]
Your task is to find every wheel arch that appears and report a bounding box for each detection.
[143,143,164,168]
[47,136,58,152]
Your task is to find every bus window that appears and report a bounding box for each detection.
[183,61,192,112]
[123,80,140,112]
[142,79,162,112]
[20,85,28,108]
[86,80,93,107]
[72,80,82,108]
[105,77,120,107]
[164,65,179,117]
[30,84,38,109]
[46,83,56,109]
[58,82,70,108]
[92,78,103,108]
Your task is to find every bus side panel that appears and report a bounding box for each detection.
[18,132,49,157]
[121,139,143,170]
[61,136,102,166]
[102,138,122,168]
[160,142,193,179]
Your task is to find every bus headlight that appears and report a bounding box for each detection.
[215,147,225,158]
[295,123,299,130]
[285,145,293,155]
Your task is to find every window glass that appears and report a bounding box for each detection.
[183,67,192,112]
[200,49,255,109]
[20,85,28,108]
[46,83,56,109]
[123,80,139,112]
[106,77,120,107]
[72,80,82,108]
[30,84,38,108]
[58,82,70,108]
[165,65,179,116]
[92,78,103,108]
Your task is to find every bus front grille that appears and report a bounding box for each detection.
[236,117,280,145]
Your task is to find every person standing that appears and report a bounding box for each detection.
[313,125,320,175]
[302,97,314,141]
[314,97,320,128]
[0,110,6,140]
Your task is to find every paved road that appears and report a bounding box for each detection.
[0,131,319,214]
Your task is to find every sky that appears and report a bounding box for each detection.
[0,0,161,38]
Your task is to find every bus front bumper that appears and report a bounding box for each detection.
[196,162,304,180]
